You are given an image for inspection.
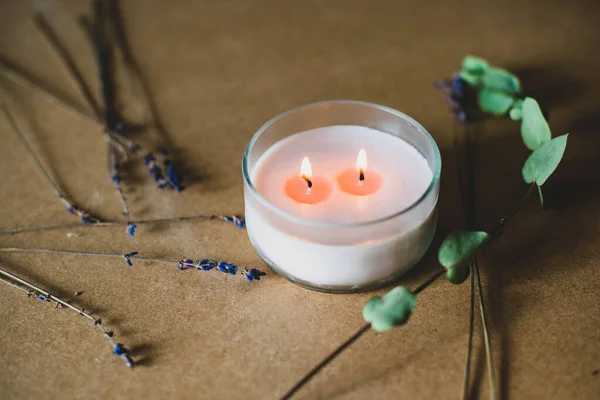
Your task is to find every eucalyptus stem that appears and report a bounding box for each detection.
[0,214,244,235]
[453,120,476,400]
[0,266,134,367]
[461,268,476,400]
[473,258,497,400]
[278,269,445,400]
[279,323,371,400]
[463,122,496,400]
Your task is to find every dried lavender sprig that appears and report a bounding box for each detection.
[1,58,145,162]
[78,13,179,192]
[0,58,152,208]
[434,74,473,122]
[0,214,245,235]
[0,58,100,127]
[0,266,134,367]
[0,248,265,281]
[108,140,130,224]
[107,0,183,191]
[33,10,132,224]
[0,94,100,224]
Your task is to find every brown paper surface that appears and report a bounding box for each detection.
[1,1,599,399]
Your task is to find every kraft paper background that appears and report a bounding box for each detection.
[1,1,599,399]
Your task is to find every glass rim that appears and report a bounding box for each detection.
[242,100,441,228]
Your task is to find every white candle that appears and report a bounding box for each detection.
[243,102,440,292]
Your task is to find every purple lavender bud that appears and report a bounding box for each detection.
[224,216,234,223]
[451,77,468,96]
[125,356,135,368]
[126,223,137,237]
[228,264,238,275]
[245,268,266,281]
[38,295,46,301]
[183,259,194,269]
[81,215,95,224]
[111,174,120,184]
[235,218,246,229]
[217,261,228,273]
[125,258,133,267]
[199,260,216,271]
[67,206,75,214]
[157,182,167,189]
[114,344,129,356]
[129,144,141,155]
[143,153,156,166]
[128,251,139,257]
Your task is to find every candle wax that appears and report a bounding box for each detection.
[336,169,382,196]
[284,176,332,204]
[253,126,432,224]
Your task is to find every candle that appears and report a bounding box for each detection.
[283,157,332,204]
[336,149,382,196]
[242,101,441,293]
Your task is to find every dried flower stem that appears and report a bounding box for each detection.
[0,214,245,235]
[0,266,133,367]
[106,0,183,190]
[0,247,263,281]
[0,59,100,127]
[453,121,476,400]
[0,94,100,224]
[33,11,132,221]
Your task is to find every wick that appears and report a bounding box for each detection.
[359,169,365,182]
[302,175,313,189]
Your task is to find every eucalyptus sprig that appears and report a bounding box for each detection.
[280,56,569,399]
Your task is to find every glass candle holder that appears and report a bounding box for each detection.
[242,100,441,293]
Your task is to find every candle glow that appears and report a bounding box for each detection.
[284,156,331,204]
[357,148,366,181]
[300,157,313,189]
[337,148,381,196]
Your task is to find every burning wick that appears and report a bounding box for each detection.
[357,148,367,182]
[301,157,313,189]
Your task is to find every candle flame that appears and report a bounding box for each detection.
[300,156,312,179]
[356,148,367,172]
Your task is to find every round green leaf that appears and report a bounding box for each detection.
[509,107,523,121]
[462,56,489,74]
[482,66,521,95]
[438,230,490,270]
[363,286,416,332]
[509,99,524,120]
[522,134,568,186]
[446,264,471,285]
[478,89,514,115]
[458,70,482,86]
[521,98,551,151]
